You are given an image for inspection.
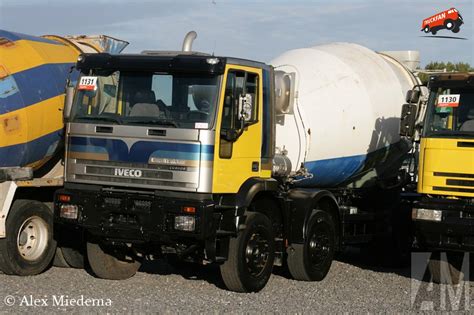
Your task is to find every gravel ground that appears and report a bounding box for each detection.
[0,248,471,313]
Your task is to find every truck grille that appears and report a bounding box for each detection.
[433,172,474,194]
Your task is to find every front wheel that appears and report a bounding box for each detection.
[87,242,141,280]
[423,26,430,33]
[0,200,56,275]
[220,212,275,292]
[445,20,455,30]
[287,210,335,281]
[452,26,460,33]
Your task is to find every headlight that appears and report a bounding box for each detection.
[174,216,195,232]
[60,204,79,220]
[412,208,442,222]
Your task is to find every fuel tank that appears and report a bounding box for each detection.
[0,30,128,170]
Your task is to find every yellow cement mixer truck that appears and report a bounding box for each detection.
[0,30,128,275]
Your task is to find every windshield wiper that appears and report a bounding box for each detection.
[74,115,122,124]
[124,119,178,128]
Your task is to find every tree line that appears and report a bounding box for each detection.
[418,62,473,84]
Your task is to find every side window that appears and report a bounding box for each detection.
[221,71,243,131]
[219,69,259,158]
[245,72,258,122]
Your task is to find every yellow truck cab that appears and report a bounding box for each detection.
[412,73,474,281]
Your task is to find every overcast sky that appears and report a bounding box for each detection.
[0,0,472,66]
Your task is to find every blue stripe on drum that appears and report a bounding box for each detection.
[0,62,76,115]
[0,129,62,167]
[301,154,366,187]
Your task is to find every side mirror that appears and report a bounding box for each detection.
[63,84,75,121]
[399,104,417,137]
[238,93,253,122]
[406,89,420,104]
[220,129,240,142]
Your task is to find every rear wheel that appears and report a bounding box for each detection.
[0,200,56,275]
[87,242,141,280]
[287,210,335,281]
[423,26,430,33]
[452,26,460,33]
[56,247,84,268]
[431,29,437,35]
[53,247,69,268]
[428,251,465,284]
[220,212,275,292]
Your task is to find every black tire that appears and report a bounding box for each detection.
[53,247,70,268]
[444,19,455,30]
[452,27,460,33]
[0,200,56,275]
[431,29,437,35]
[423,26,430,33]
[87,241,141,280]
[287,210,335,281]
[59,246,84,269]
[428,252,465,284]
[220,212,275,292]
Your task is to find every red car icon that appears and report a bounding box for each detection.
[421,8,463,35]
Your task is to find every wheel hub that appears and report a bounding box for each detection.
[245,232,270,277]
[308,226,331,267]
[17,216,49,261]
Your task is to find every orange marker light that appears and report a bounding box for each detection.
[183,206,196,214]
[58,194,71,202]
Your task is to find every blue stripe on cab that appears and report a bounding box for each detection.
[0,129,62,167]
[0,30,63,46]
[69,137,214,163]
[0,62,75,114]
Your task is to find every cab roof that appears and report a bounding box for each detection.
[76,52,271,75]
[429,72,474,88]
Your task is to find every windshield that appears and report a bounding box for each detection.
[70,71,220,129]
[423,86,474,137]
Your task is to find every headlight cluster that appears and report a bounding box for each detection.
[174,216,196,232]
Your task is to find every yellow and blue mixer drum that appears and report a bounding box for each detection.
[0,30,128,170]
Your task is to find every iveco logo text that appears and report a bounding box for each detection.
[114,168,143,177]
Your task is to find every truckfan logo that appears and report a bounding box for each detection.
[114,168,143,178]
[421,8,463,35]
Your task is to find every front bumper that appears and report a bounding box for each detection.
[54,184,237,245]
[413,197,474,252]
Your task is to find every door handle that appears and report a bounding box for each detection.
[252,161,259,172]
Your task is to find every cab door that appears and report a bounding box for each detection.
[212,65,266,193]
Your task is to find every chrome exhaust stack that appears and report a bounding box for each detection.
[182,31,197,52]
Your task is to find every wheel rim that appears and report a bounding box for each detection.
[244,230,270,277]
[447,22,453,29]
[308,224,331,267]
[17,216,49,261]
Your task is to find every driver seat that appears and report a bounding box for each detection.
[129,90,160,117]
[460,108,474,132]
